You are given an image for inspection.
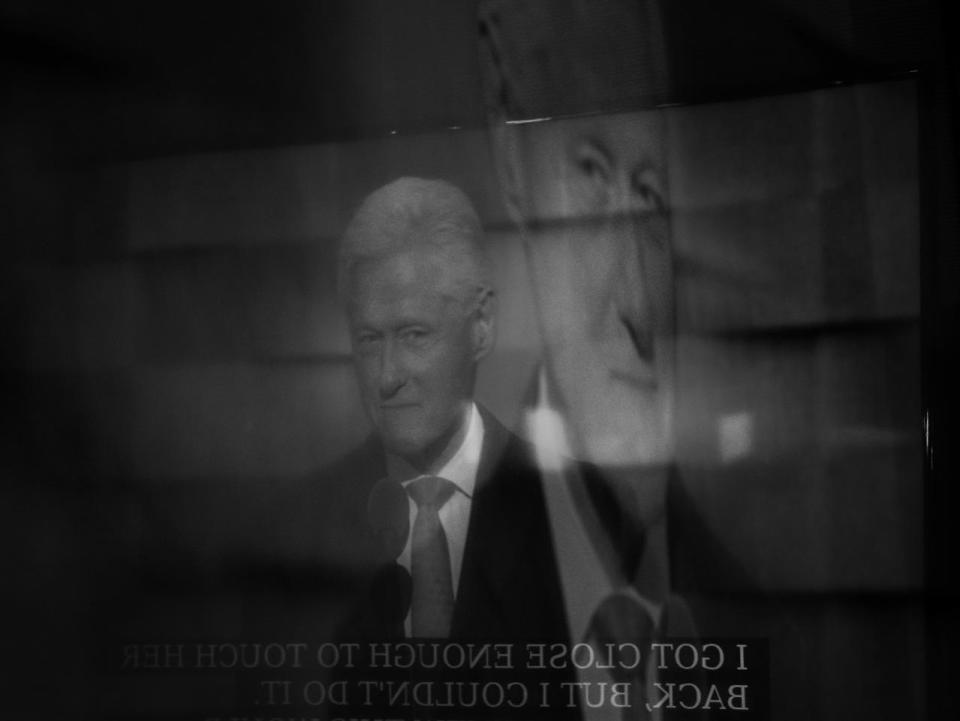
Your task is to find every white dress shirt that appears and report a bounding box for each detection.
[396,402,484,636]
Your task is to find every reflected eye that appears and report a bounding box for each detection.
[400,328,429,347]
[354,332,380,354]
[574,142,611,184]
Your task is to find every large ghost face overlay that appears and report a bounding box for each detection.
[515,111,674,466]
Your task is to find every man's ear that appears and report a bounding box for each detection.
[472,287,497,361]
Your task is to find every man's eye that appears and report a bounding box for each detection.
[578,155,604,179]
[401,329,427,343]
[354,334,379,351]
[575,146,610,182]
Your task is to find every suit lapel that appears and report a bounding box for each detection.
[451,407,569,641]
[346,408,569,643]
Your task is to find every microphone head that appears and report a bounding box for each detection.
[367,478,410,560]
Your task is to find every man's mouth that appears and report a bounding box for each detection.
[620,312,654,364]
[609,313,659,390]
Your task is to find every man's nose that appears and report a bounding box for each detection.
[611,168,668,343]
[378,338,405,398]
[613,167,649,216]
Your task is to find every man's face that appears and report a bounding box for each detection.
[346,249,483,468]
[514,111,674,466]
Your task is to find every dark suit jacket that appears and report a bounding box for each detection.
[240,402,804,719]
[336,405,570,643]
[320,406,580,721]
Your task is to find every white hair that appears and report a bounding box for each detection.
[338,177,492,305]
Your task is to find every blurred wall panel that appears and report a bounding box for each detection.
[672,80,919,332]
[668,92,816,213]
[126,130,507,252]
[672,80,921,597]
[8,262,138,370]
[128,362,367,482]
[673,198,824,330]
[134,247,349,361]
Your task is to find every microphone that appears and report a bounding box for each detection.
[372,562,413,629]
[366,479,413,633]
[367,478,410,560]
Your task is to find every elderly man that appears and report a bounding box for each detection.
[333,176,580,648]
[478,0,683,646]
[477,3,811,720]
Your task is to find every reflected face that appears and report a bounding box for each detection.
[346,250,483,468]
[515,111,674,465]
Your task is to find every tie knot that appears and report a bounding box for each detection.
[407,476,456,510]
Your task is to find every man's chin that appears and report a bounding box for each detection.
[585,437,673,467]
[381,433,426,462]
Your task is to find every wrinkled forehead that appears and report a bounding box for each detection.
[346,250,464,320]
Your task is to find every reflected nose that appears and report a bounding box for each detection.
[378,338,405,399]
[619,166,658,216]
[613,167,665,360]
[613,171,636,214]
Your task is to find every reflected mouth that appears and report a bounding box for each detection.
[380,402,419,410]
[620,312,654,364]
[613,313,658,390]
[610,367,658,390]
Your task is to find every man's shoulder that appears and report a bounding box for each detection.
[475,406,541,480]
[453,407,571,641]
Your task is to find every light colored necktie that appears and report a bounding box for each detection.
[407,476,456,638]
